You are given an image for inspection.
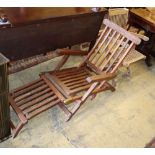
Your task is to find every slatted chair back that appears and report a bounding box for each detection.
[81,19,141,75]
[108,8,129,28]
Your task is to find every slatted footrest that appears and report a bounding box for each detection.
[9,77,73,138]
[10,78,61,120]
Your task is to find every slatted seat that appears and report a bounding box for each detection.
[46,67,95,96]
[9,19,141,138]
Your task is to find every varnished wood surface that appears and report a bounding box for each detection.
[0,7,107,61]
[0,54,11,141]
[130,8,155,24]
[1,7,106,26]
[9,19,140,137]
[129,8,155,32]
[129,8,155,65]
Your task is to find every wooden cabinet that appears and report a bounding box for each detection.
[0,53,10,142]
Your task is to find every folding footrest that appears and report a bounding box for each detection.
[10,78,61,120]
[9,77,64,137]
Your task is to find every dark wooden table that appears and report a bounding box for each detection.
[129,8,155,66]
[0,7,107,61]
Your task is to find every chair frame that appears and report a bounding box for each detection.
[9,19,141,138]
[41,19,141,120]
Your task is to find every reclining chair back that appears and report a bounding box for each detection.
[81,19,141,74]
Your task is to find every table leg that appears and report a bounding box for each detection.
[144,32,153,67]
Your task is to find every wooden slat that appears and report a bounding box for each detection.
[8,95,27,122]
[111,42,134,72]
[19,92,54,111]
[60,72,89,81]
[54,67,80,75]
[57,70,87,79]
[99,36,125,71]
[95,33,121,67]
[91,52,103,65]
[11,78,42,94]
[14,84,48,102]
[66,79,88,87]
[62,75,89,84]
[91,30,117,65]
[64,82,113,104]
[16,88,51,106]
[69,82,90,90]
[103,19,141,44]
[105,39,129,72]
[69,84,92,95]
[56,68,86,78]
[86,60,102,73]
[99,31,117,53]
[13,80,45,98]
[89,28,113,62]
[26,99,60,120]
[47,74,70,97]
[23,95,58,114]
[79,25,109,67]
[42,74,66,101]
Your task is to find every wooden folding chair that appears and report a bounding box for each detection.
[40,19,141,120]
[108,8,148,76]
[9,19,141,138]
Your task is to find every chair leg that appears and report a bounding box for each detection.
[11,121,26,138]
[126,66,131,77]
[91,94,97,100]
[58,102,72,118]
[105,82,116,92]
[65,100,81,122]
[112,79,116,87]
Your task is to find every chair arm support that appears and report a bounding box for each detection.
[57,49,88,55]
[130,32,149,42]
[86,72,117,83]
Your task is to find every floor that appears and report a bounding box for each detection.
[1,55,155,148]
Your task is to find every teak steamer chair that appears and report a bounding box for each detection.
[9,19,141,138]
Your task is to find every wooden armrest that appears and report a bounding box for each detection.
[57,49,88,55]
[86,72,117,83]
[130,32,149,42]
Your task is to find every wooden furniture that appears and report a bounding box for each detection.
[108,8,129,29]
[0,53,11,142]
[0,7,106,62]
[108,8,147,76]
[9,19,141,138]
[129,8,155,66]
[145,137,155,148]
